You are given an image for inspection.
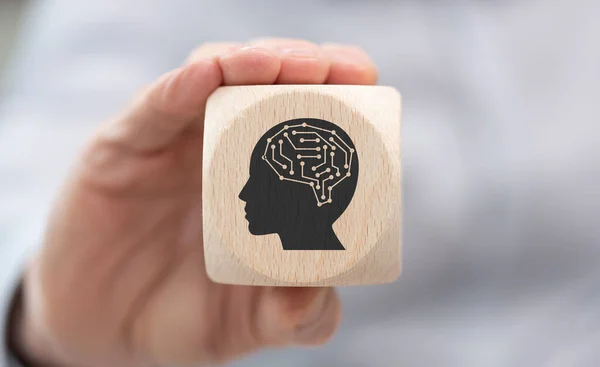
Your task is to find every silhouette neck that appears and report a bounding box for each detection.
[278,225,345,250]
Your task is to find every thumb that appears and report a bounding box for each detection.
[97,59,222,153]
[256,287,341,347]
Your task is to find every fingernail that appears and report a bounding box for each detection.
[280,47,320,58]
[235,45,269,54]
[324,45,373,65]
[239,45,264,51]
[220,45,273,61]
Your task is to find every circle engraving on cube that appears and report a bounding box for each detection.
[239,118,359,250]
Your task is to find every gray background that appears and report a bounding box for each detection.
[1,1,599,366]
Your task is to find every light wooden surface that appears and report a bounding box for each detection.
[203,85,402,286]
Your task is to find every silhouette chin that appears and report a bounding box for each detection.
[248,227,261,235]
[247,223,270,236]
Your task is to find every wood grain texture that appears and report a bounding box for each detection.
[203,85,401,286]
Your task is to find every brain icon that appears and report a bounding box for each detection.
[261,121,356,206]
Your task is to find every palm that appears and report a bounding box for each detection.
[19,39,377,367]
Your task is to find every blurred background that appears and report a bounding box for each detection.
[1,1,600,366]
[0,0,27,89]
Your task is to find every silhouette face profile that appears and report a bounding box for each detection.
[239,118,359,250]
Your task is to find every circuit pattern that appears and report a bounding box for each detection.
[262,121,356,206]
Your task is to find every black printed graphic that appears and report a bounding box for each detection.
[239,118,359,250]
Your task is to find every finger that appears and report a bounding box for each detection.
[97,59,222,152]
[249,38,330,84]
[185,42,242,63]
[218,45,281,85]
[293,288,341,345]
[321,43,378,85]
[256,287,341,346]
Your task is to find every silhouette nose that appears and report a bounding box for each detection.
[239,179,250,201]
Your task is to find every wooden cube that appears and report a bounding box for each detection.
[203,85,401,286]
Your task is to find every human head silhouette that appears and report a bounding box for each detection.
[239,118,359,250]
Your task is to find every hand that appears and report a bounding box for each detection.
[12,39,378,367]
